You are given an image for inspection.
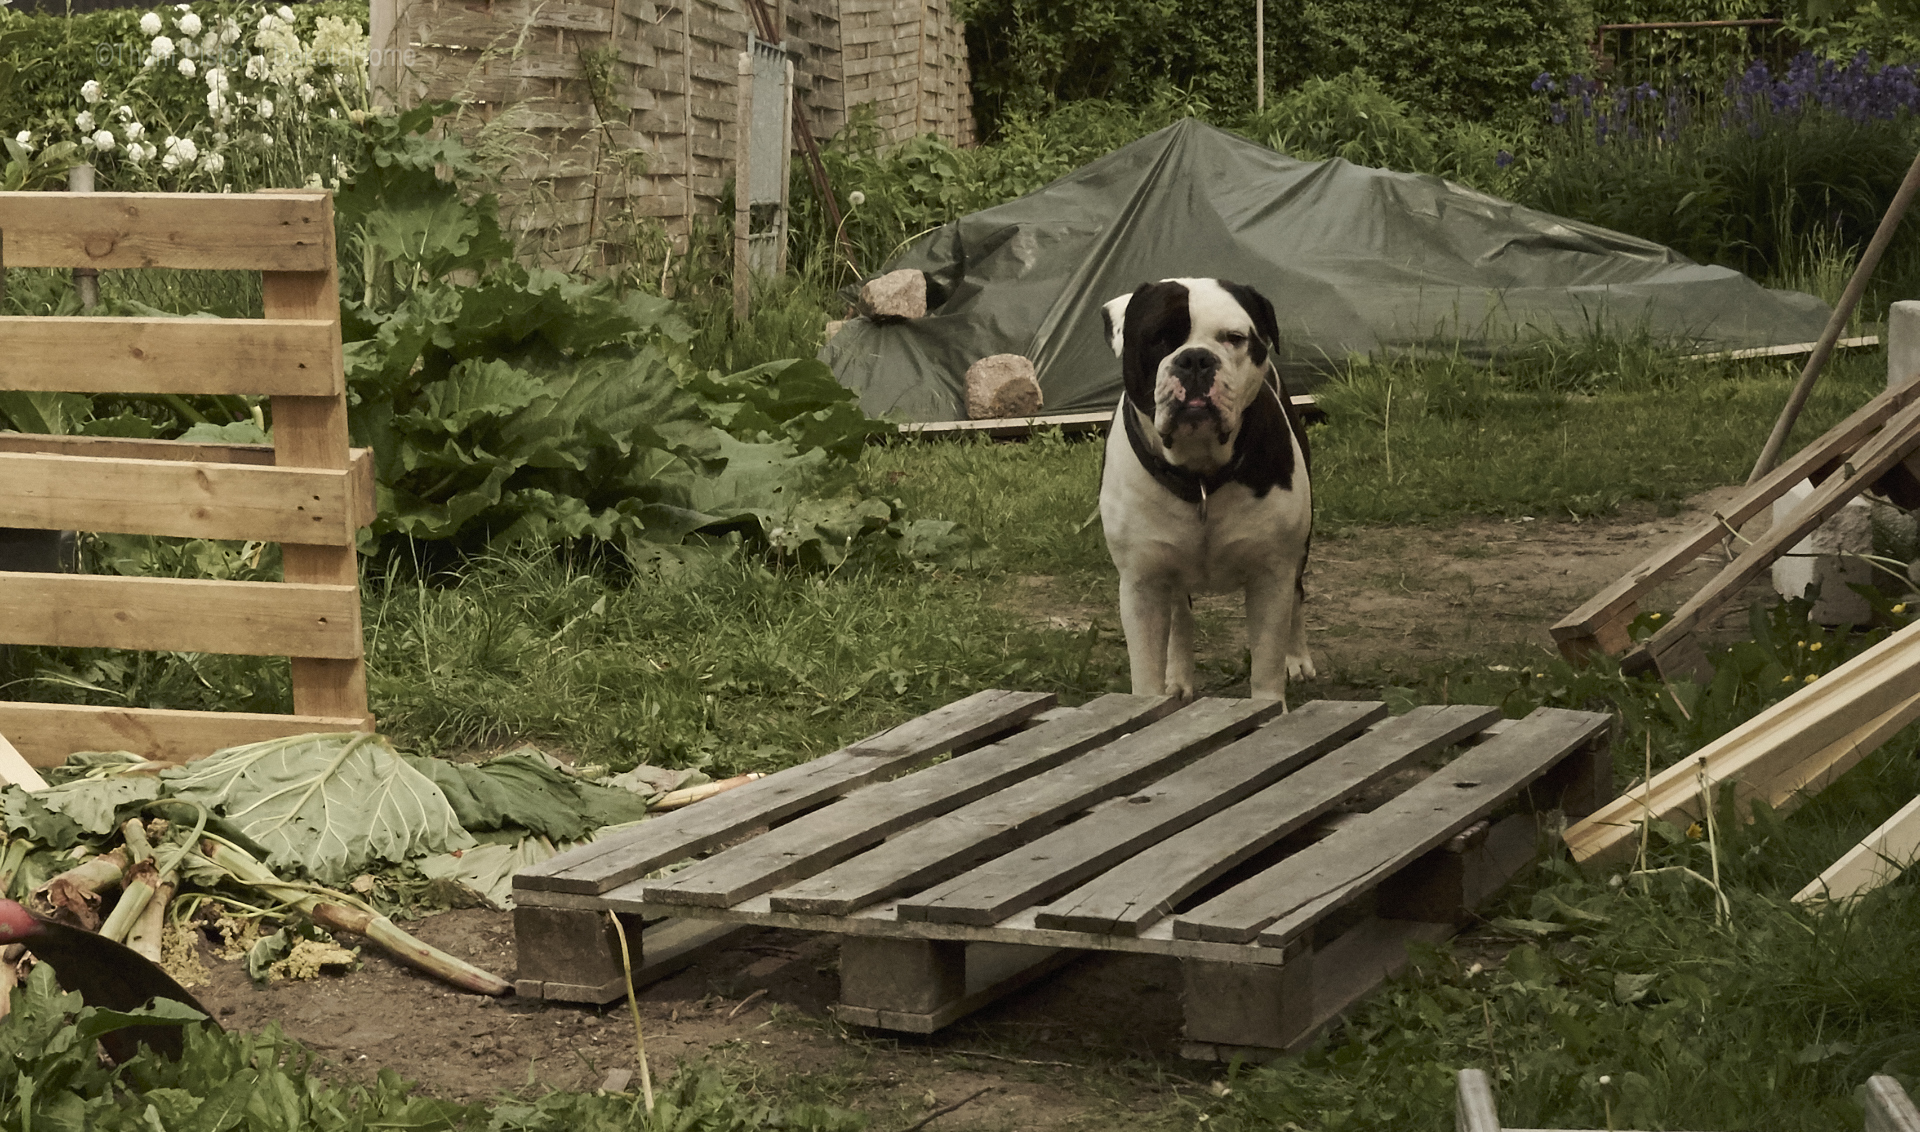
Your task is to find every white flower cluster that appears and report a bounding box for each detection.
[57,4,370,189]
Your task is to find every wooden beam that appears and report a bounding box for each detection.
[0,191,332,271]
[1553,378,1920,661]
[1795,788,1920,906]
[0,731,50,791]
[1625,393,1920,673]
[0,572,362,658]
[0,451,366,544]
[1567,625,1920,866]
[0,433,276,464]
[0,702,367,766]
[0,317,343,396]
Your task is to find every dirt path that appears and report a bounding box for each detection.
[187,491,1778,1128]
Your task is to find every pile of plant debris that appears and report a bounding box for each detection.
[1,732,709,995]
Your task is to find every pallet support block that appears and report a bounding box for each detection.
[512,905,747,1003]
[1376,813,1540,924]
[834,937,1073,1033]
[1180,948,1315,1051]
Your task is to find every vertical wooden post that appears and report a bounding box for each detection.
[368,0,398,107]
[260,191,371,729]
[67,165,97,311]
[1255,0,1265,112]
[733,50,752,323]
[682,1,696,257]
[777,56,794,277]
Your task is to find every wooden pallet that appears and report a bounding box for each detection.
[1457,1068,1920,1132]
[1551,376,1920,680]
[513,690,1612,1057]
[0,190,375,764]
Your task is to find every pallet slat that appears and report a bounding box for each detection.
[1034,704,1503,936]
[514,689,1059,896]
[0,451,366,544]
[0,317,342,396]
[0,702,368,767]
[0,191,332,271]
[895,700,1387,926]
[1796,790,1920,906]
[0,573,362,658]
[640,693,1173,909]
[1175,708,1608,944]
[767,697,1288,917]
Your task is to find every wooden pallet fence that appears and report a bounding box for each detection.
[0,190,375,766]
[1552,376,1920,678]
[1565,620,1920,867]
[1456,1067,1920,1132]
[512,691,1612,1059]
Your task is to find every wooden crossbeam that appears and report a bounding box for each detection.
[0,572,362,658]
[0,451,369,544]
[0,191,332,271]
[1553,378,1920,663]
[0,704,370,767]
[1796,790,1920,906]
[0,317,342,395]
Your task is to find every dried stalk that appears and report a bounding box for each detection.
[33,849,127,931]
[653,773,763,811]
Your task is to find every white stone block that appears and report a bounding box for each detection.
[1891,300,1920,390]
[859,269,926,320]
[1772,479,1875,624]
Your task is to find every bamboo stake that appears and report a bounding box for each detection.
[1750,144,1920,483]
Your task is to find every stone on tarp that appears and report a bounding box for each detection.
[1772,481,1874,625]
[824,318,849,342]
[860,269,927,320]
[965,354,1044,420]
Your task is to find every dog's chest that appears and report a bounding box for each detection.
[1099,426,1310,593]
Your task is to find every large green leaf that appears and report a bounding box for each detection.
[159,733,476,883]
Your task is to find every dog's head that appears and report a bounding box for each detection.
[1102,278,1281,472]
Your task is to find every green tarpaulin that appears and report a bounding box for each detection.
[820,118,1832,423]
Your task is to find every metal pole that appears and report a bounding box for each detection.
[68,163,98,310]
[1255,0,1264,112]
[1750,144,1920,483]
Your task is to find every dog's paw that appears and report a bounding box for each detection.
[1166,678,1196,700]
[1286,653,1317,681]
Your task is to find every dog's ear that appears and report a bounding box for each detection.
[1219,280,1282,366]
[1100,293,1132,358]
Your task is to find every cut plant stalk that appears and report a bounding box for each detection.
[192,836,510,995]
[33,849,127,931]
[125,879,174,964]
[652,773,763,811]
[98,859,160,945]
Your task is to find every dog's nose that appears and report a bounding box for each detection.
[1169,348,1218,392]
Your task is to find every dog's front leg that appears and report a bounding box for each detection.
[1118,576,1175,697]
[1164,594,1196,699]
[1244,572,1296,704]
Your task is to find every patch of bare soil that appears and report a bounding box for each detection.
[1009,487,1775,688]
[191,914,1201,1130]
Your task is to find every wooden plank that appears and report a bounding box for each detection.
[1688,333,1879,363]
[1795,790,1920,906]
[1868,1075,1920,1132]
[896,700,1387,926]
[0,732,50,792]
[639,693,1173,909]
[893,396,1323,440]
[0,192,332,271]
[1174,708,1608,944]
[0,433,275,464]
[1035,705,1502,936]
[767,697,1288,917]
[0,452,363,544]
[1455,1069,1502,1132]
[1625,394,1920,670]
[514,689,1058,895]
[259,227,366,726]
[0,317,342,396]
[1567,625,1920,865]
[0,702,367,766]
[0,573,362,658]
[1552,378,1920,659]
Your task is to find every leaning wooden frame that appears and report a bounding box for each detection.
[1551,374,1920,680]
[0,190,375,766]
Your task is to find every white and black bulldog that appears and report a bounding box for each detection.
[1098,277,1315,702]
